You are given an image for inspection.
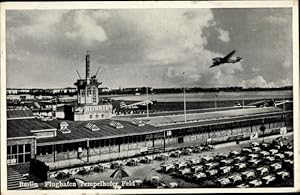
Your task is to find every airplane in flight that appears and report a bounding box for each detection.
[120,99,157,110]
[210,50,242,68]
[245,99,292,108]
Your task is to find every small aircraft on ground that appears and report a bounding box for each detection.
[245,99,292,108]
[120,100,157,110]
[210,50,242,68]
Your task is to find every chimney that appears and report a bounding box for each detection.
[86,51,90,79]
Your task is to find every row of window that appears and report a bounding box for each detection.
[7,144,31,165]
[90,113,104,119]
[36,116,289,156]
[80,87,97,103]
[7,144,31,155]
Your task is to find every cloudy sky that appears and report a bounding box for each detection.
[6,8,292,89]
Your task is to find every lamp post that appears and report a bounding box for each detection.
[242,94,245,109]
[260,119,266,143]
[214,94,217,109]
[183,72,187,123]
[283,96,285,111]
[146,87,149,118]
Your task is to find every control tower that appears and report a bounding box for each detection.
[74,51,100,105]
[65,52,112,121]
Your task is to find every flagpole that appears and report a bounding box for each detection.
[214,94,217,109]
[183,72,187,123]
[146,87,149,118]
[242,94,245,109]
[283,96,285,111]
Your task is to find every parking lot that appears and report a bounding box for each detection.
[47,133,293,189]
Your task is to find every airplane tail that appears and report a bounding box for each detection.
[120,102,127,109]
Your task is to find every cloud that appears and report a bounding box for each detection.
[264,15,289,25]
[64,10,108,46]
[241,76,292,88]
[6,9,292,88]
[282,58,292,68]
[217,28,230,42]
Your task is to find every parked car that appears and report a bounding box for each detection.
[242,147,252,154]
[276,171,290,181]
[282,159,293,169]
[248,159,262,168]
[236,183,250,188]
[191,165,204,173]
[205,162,219,170]
[161,163,175,173]
[234,156,247,163]
[169,150,182,158]
[262,175,277,185]
[270,163,282,171]
[269,149,279,155]
[216,177,232,187]
[252,146,262,153]
[241,170,256,181]
[219,166,232,175]
[193,172,207,181]
[234,163,247,171]
[274,153,285,160]
[206,169,218,177]
[230,150,241,156]
[220,159,234,166]
[256,166,269,176]
[250,142,260,147]
[259,151,270,157]
[263,156,275,164]
[283,151,293,158]
[228,173,243,185]
[260,143,271,150]
[182,148,193,155]
[248,153,259,160]
[216,152,230,160]
[248,179,263,187]
[201,156,214,163]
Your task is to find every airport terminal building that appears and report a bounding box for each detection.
[7,106,293,169]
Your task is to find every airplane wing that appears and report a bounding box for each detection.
[247,100,266,107]
[223,50,236,61]
[209,64,219,68]
[274,100,293,106]
[213,57,221,62]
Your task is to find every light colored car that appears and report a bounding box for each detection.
[235,156,247,162]
[207,169,218,177]
[284,151,293,158]
[193,172,207,180]
[250,142,260,147]
[270,163,282,171]
[269,149,279,155]
[260,151,270,157]
[276,171,290,180]
[262,175,277,185]
[236,183,250,188]
[248,179,263,187]
[241,170,255,180]
[252,147,261,153]
[234,163,247,170]
[230,150,241,156]
[205,162,219,170]
[256,166,269,176]
[220,166,232,175]
[228,173,243,184]
[220,159,234,165]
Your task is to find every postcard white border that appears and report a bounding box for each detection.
[1,1,299,194]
